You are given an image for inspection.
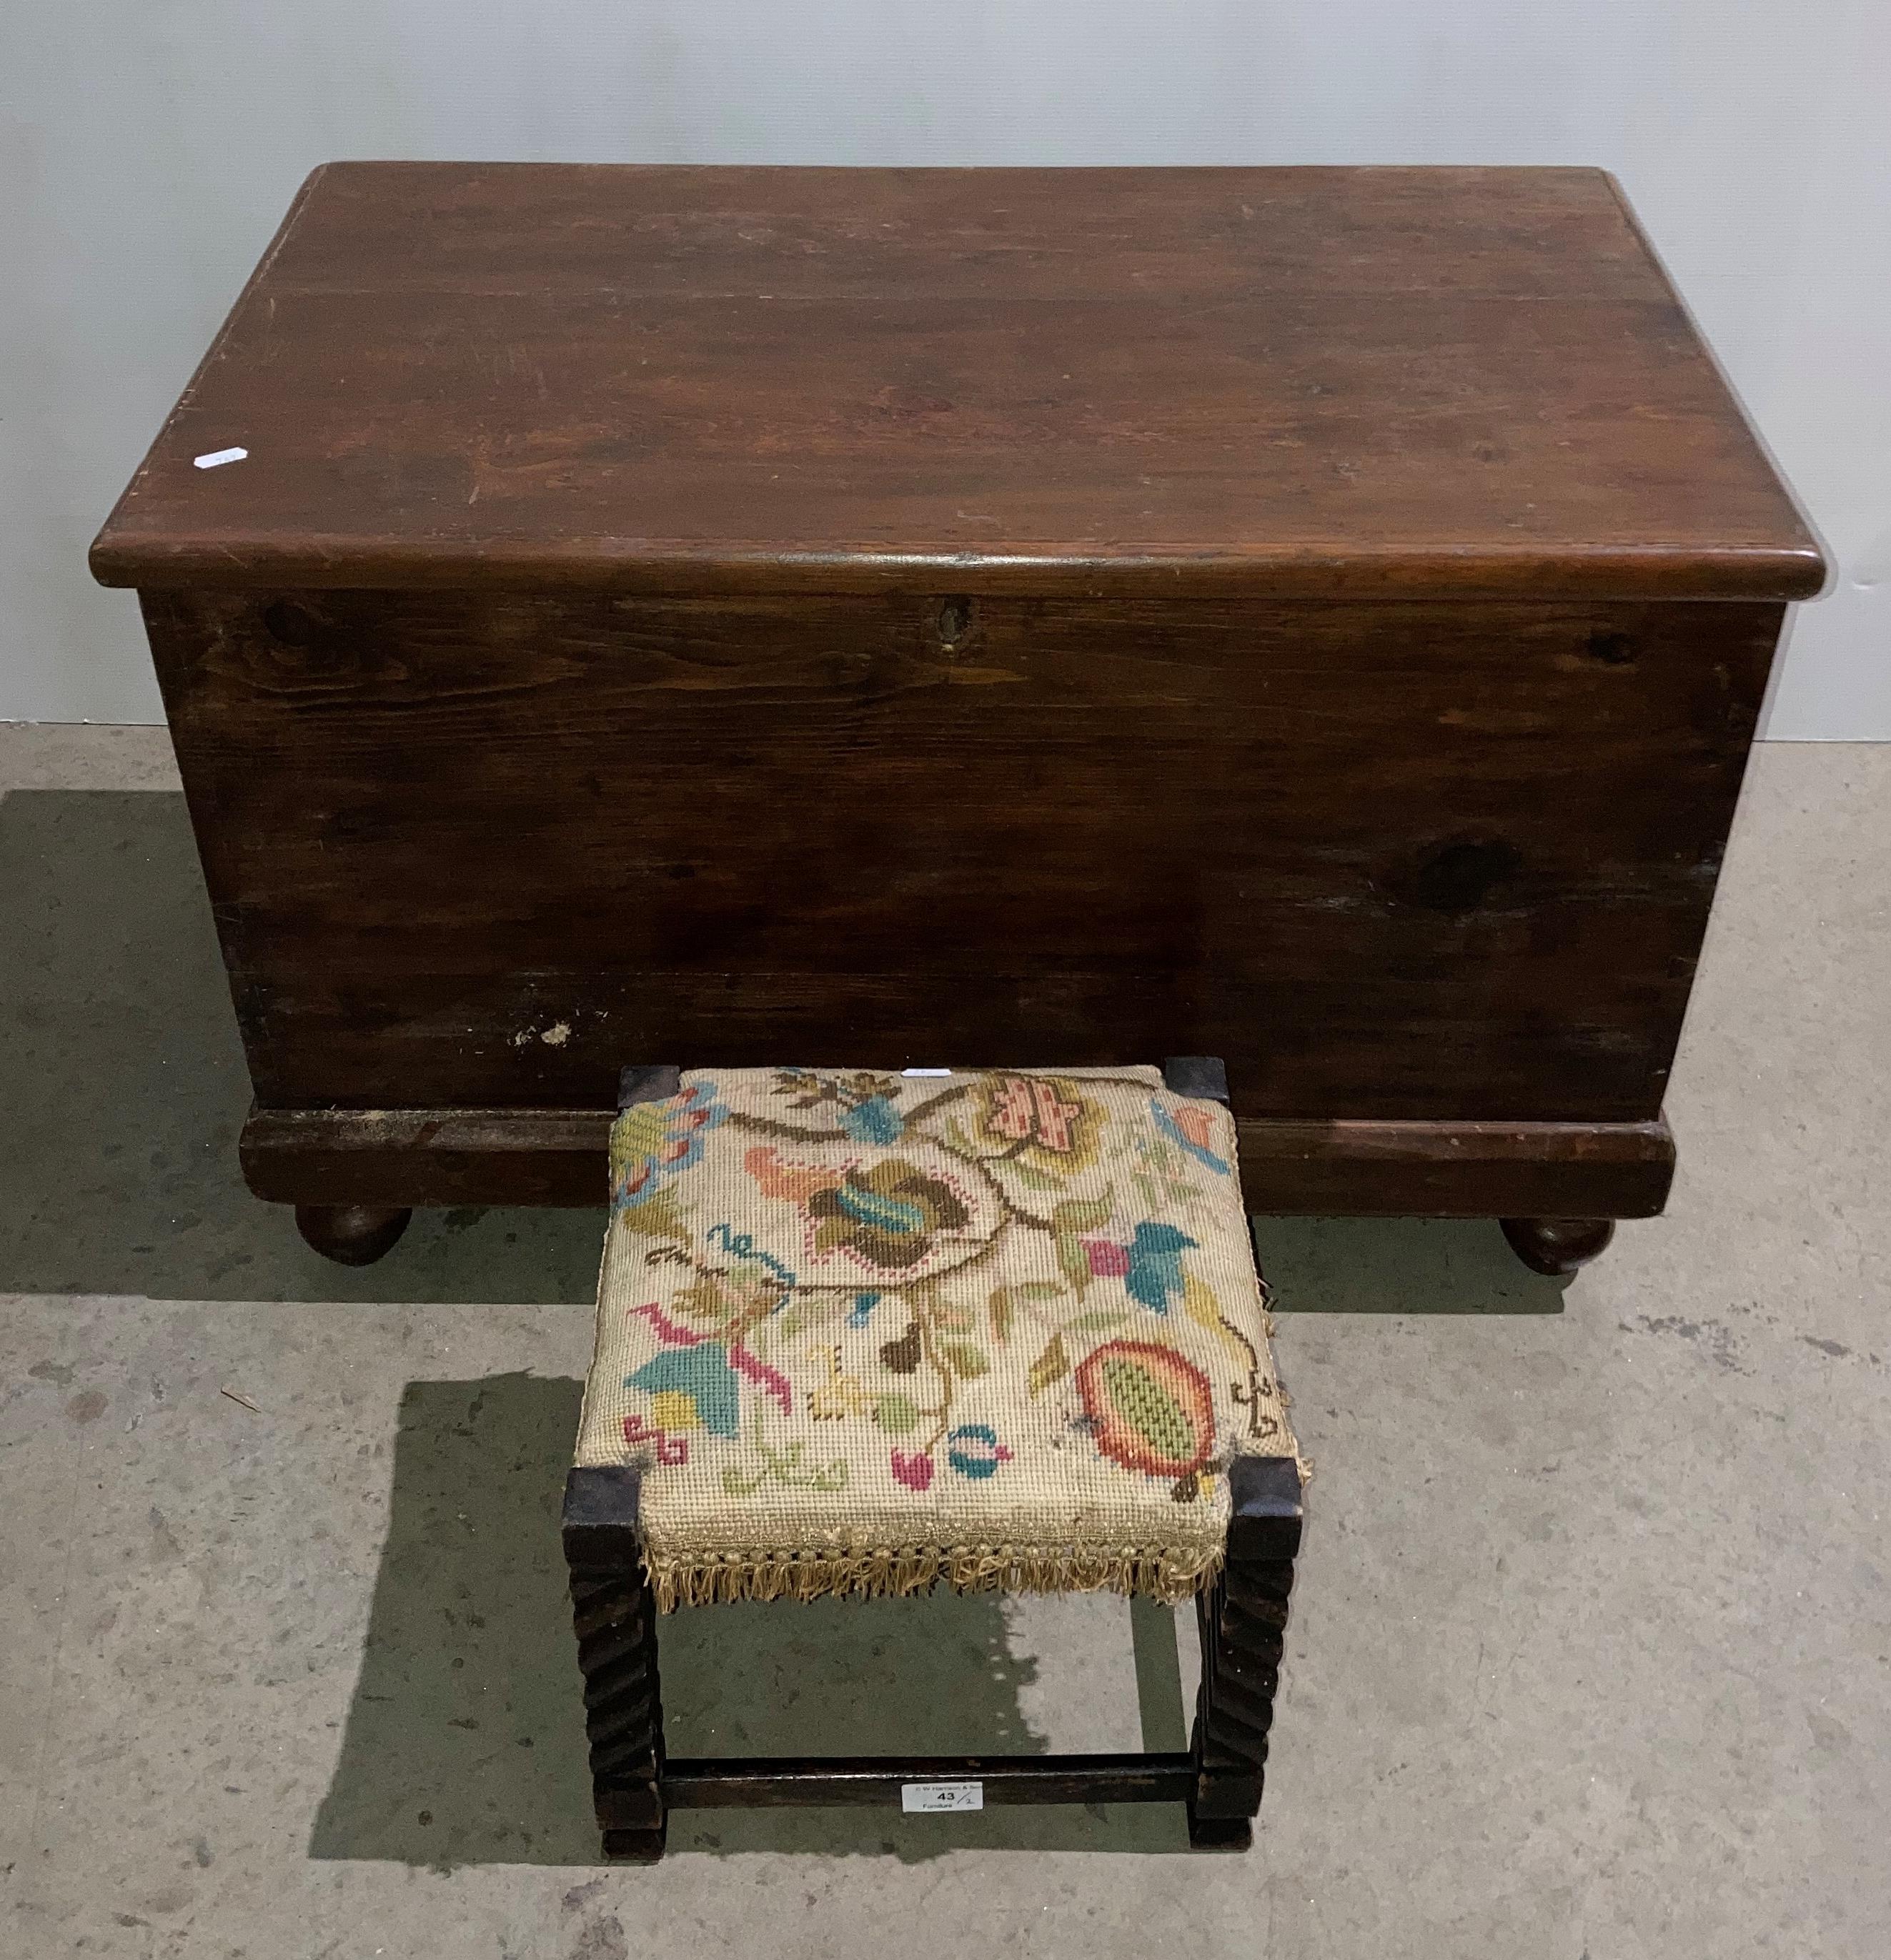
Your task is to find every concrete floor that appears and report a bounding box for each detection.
[2,725,1886,1960]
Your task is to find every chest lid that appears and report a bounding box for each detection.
[91,162,1822,602]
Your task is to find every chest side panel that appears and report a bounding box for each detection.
[143,590,1780,1120]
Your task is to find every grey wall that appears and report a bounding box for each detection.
[4,1,1886,733]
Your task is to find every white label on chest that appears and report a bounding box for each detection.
[901,1068,953,1077]
[901,1781,983,1813]
[192,446,248,469]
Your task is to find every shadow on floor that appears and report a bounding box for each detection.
[309,1374,1195,1864]
[0,788,1567,1313]
[0,789,611,1305]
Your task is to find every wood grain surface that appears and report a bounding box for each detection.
[147,586,1777,1124]
[91,164,1822,600]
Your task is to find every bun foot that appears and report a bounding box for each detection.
[1499,1216,1614,1276]
[294,1203,412,1265]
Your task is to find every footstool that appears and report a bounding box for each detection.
[563,1060,1304,1859]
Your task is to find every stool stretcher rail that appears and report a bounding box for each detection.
[660,1753,1196,1809]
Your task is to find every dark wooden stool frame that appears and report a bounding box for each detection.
[563,1058,1304,1860]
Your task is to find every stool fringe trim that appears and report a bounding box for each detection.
[644,1541,1226,1611]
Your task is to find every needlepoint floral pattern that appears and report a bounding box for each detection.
[576,1066,1297,1609]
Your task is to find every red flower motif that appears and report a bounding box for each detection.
[970,1073,1101,1173]
[1083,1237,1131,1278]
[622,1412,689,1466]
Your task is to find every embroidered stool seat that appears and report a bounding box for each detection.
[565,1062,1306,1859]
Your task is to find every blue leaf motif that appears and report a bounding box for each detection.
[626,1343,741,1437]
[840,1095,904,1145]
[1124,1222,1198,1313]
